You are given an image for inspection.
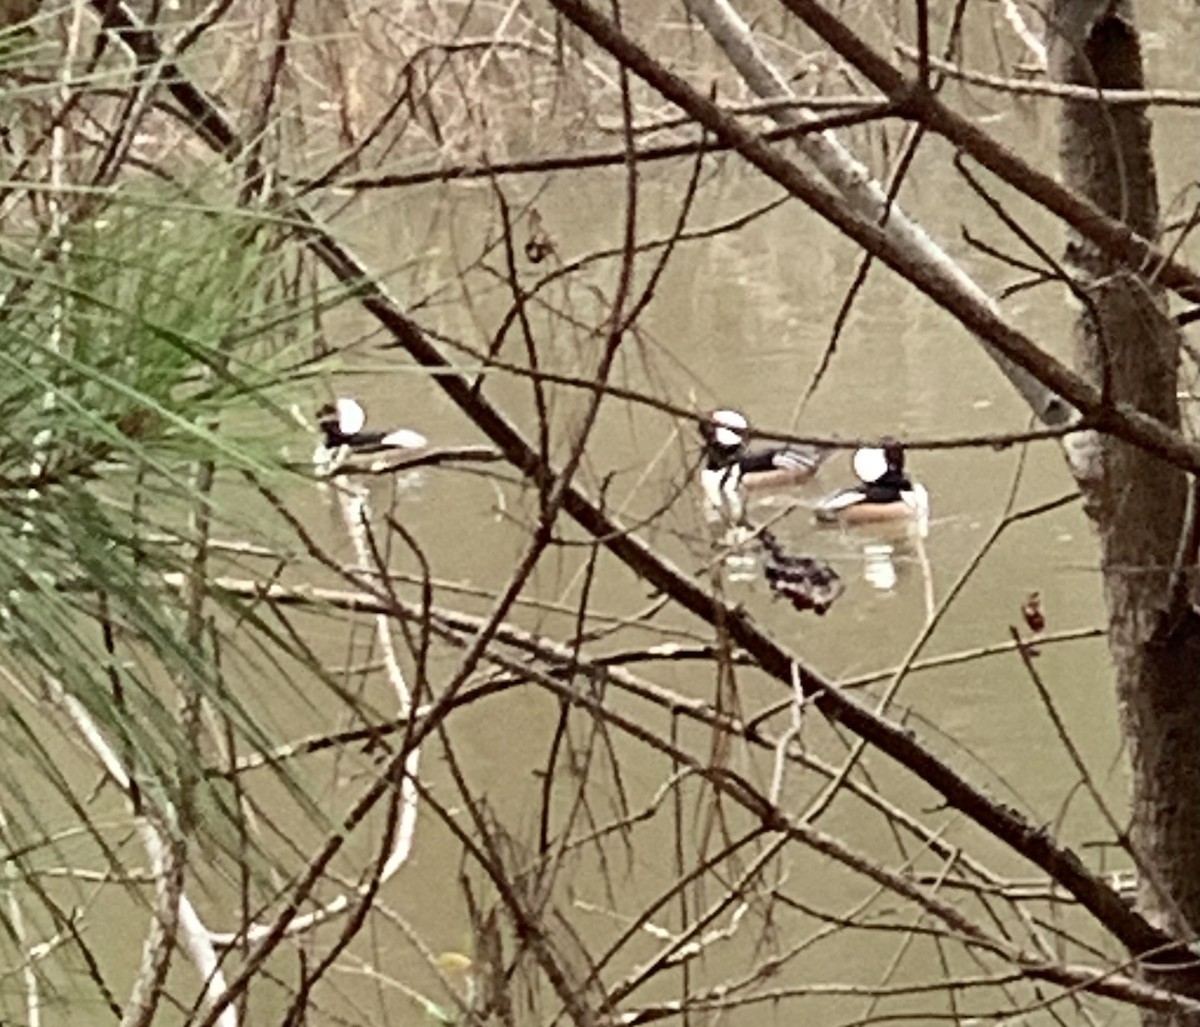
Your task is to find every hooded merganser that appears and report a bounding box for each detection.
[315,398,427,458]
[814,438,929,526]
[760,530,844,615]
[700,409,831,520]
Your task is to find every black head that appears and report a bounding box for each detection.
[881,436,905,474]
[317,397,369,446]
[316,403,341,443]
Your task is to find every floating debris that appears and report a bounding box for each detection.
[1022,590,1045,633]
[760,531,844,615]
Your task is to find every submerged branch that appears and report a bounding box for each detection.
[38,677,237,1027]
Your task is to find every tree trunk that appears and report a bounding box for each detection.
[1052,2,1200,1021]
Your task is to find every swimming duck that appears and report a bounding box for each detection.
[814,438,929,526]
[760,530,844,615]
[700,409,831,520]
[315,398,427,459]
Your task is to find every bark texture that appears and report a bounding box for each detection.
[1053,2,1200,1021]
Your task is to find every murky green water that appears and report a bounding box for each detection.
[16,1,1200,1023]
[299,15,1200,1017]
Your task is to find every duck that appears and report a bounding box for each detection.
[814,438,929,526]
[315,398,427,461]
[700,409,831,520]
[760,530,844,615]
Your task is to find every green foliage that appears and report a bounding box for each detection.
[0,195,335,919]
[1,208,290,470]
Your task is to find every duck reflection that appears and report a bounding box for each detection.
[703,517,845,614]
[851,527,933,598]
[714,523,764,583]
[863,542,898,591]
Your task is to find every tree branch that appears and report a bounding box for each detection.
[771,0,1200,304]
[91,0,1187,968]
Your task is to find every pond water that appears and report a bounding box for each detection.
[262,12,1200,1019]
[20,2,1200,1024]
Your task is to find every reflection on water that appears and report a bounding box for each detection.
[710,493,926,598]
[839,522,932,597]
[863,542,898,591]
[711,524,763,583]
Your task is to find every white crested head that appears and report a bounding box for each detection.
[335,397,366,435]
[853,446,888,484]
[710,408,748,448]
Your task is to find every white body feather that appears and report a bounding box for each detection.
[701,465,744,522]
[380,428,428,450]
